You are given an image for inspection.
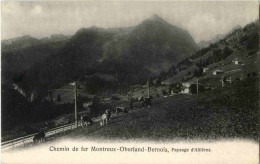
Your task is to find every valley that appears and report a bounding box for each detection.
[1,16,259,144]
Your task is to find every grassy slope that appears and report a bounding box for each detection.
[57,76,258,141]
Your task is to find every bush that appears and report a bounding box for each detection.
[169,82,183,93]
[57,94,61,102]
[162,90,168,96]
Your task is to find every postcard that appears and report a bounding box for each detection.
[1,1,259,163]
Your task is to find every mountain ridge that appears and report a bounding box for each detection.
[4,15,198,97]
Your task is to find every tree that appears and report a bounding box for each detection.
[194,67,203,77]
[57,94,61,102]
[247,32,259,51]
[162,90,168,96]
[170,82,183,93]
[212,49,222,62]
[91,96,100,117]
[223,47,233,58]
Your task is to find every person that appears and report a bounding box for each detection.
[33,130,45,143]
[106,109,111,121]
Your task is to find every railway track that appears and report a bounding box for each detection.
[1,111,125,151]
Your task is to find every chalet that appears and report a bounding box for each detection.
[161,79,174,85]
[213,69,224,75]
[152,79,161,85]
[232,58,242,65]
[83,102,92,108]
[203,67,209,73]
[181,82,191,94]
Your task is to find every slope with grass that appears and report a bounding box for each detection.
[57,76,258,141]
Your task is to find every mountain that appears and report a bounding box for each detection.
[197,25,242,49]
[2,35,41,50]
[102,15,197,74]
[41,34,71,43]
[6,15,197,97]
[197,34,225,49]
[160,21,258,85]
[2,34,71,50]
[1,35,71,83]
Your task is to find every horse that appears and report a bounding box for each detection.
[116,107,128,115]
[100,113,108,126]
[105,109,111,121]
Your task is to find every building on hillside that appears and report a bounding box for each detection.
[83,102,92,108]
[232,58,242,65]
[213,69,224,75]
[154,79,161,85]
[181,82,191,94]
[203,67,209,73]
[161,79,174,85]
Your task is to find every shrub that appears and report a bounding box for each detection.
[162,90,168,96]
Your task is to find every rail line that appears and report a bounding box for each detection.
[1,111,124,151]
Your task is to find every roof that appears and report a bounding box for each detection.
[182,82,191,87]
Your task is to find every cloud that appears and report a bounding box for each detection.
[2,2,21,15]
[185,13,218,42]
[1,1,258,41]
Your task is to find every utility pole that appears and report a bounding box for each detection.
[74,81,78,128]
[221,79,225,87]
[221,76,225,87]
[48,82,79,129]
[196,79,199,94]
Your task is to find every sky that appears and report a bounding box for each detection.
[1,1,259,43]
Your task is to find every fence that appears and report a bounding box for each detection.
[1,100,161,151]
[1,122,77,151]
[2,116,102,151]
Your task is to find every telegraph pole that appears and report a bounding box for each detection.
[229,76,232,84]
[221,76,225,87]
[48,81,79,129]
[74,81,78,128]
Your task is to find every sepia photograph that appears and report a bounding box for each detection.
[1,0,259,163]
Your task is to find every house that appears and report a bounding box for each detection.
[232,58,242,65]
[213,69,224,75]
[203,67,209,73]
[152,79,161,85]
[161,78,174,85]
[181,82,191,94]
[83,102,92,108]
